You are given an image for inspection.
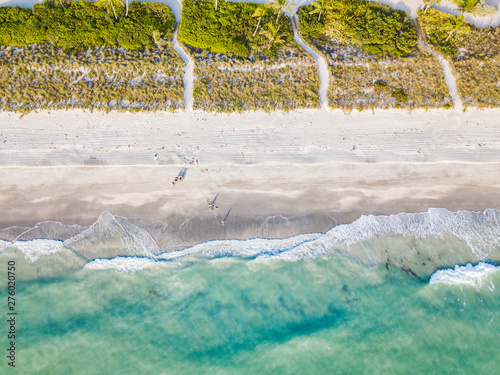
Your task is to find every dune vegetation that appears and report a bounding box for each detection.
[190,47,319,112]
[179,0,320,112]
[0,0,497,113]
[298,0,452,110]
[0,43,184,113]
[418,8,500,108]
[0,1,183,112]
[0,1,175,50]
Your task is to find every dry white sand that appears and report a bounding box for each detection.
[0,108,499,228]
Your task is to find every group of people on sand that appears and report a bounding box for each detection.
[208,193,231,226]
[172,175,183,185]
[172,167,188,185]
[207,195,231,226]
[167,161,231,225]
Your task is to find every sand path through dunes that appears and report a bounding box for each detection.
[172,21,194,112]
[290,14,329,110]
[418,42,463,110]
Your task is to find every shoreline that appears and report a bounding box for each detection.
[1,161,498,229]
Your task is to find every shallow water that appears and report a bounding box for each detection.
[1,209,499,374]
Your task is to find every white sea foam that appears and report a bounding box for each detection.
[4,239,65,262]
[85,257,157,273]
[0,239,13,253]
[160,206,497,264]
[157,233,322,261]
[2,209,499,268]
[429,262,500,288]
[282,208,500,261]
[63,211,158,259]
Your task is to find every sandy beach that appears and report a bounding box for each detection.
[0,108,499,229]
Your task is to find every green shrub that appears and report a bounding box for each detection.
[418,8,500,60]
[297,6,324,40]
[392,89,408,103]
[418,8,500,108]
[0,1,175,51]
[373,80,387,89]
[298,0,418,57]
[179,0,294,58]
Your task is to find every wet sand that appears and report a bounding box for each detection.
[1,162,498,230]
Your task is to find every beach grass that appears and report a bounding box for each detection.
[190,47,320,112]
[298,2,451,110]
[417,8,500,108]
[0,43,184,112]
[180,0,320,112]
[0,1,183,112]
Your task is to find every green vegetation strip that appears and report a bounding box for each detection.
[191,47,319,112]
[0,43,184,113]
[298,0,417,57]
[418,9,500,108]
[180,0,320,112]
[179,0,295,58]
[0,2,183,113]
[0,1,175,51]
[298,0,451,110]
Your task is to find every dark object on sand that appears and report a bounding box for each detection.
[172,168,188,185]
[208,193,219,210]
[221,208,232,225]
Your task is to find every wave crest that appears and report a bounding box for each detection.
[0,239,64,262]
[84,257,157,273]
[0,209,498,278]
[429,262,500,288]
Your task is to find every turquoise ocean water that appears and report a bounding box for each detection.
[1,209,499,374]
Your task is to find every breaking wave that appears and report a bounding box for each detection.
[429,262,500,288]
[322,208,499,258]
[85,256,157,273]
[0,238,64,262]
[0,208,498,277]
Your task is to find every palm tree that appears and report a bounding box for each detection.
[309,0,327,21]
[46,0,65,8]
[215,0,227,11]
[259,23,286,50]
[422,0,442,13]
[440,15,470,41]
[266,0,295,24]
[252,5,268,37]
[96,0,124,20]
[455,0,480,16]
